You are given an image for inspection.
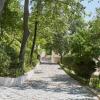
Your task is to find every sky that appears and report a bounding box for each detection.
[81,0,100,21]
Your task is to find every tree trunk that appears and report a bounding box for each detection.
[30,21,38,64]
[29,0,42,64]
[19,0,30,67]
[0,0,7,36]
[60,53,63,64]
[0,15,3,35]
[0,0,6,13]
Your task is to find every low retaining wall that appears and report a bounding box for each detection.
[0,64,39,87]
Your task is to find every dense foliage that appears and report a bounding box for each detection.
[0,0,38,77]
[62,8,100,79]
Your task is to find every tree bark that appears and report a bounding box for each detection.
[30,0,42,64]
[30,21,38,64]
[0,0,7,36]
[0,17,3,35]
[60,53,63,64]
[19,0,30,67]
[0,0,6,13]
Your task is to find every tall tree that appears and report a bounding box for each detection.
[30,0,42,64]
[19,0,30,67]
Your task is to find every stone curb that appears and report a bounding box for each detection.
[86,86,100,100]
[0,63,39,87]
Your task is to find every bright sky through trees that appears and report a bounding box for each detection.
[20,0,100,21]
[81,0,100,21]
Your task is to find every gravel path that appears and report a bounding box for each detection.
[0,64,99,100]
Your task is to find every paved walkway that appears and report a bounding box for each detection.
[0,64,99,100]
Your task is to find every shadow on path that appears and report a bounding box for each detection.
[13,74,95,98]
[9,64,98,100]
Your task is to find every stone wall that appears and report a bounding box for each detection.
[51,51,61,63]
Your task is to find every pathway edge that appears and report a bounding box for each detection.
[0,63,40,87]
[61,65,100,100]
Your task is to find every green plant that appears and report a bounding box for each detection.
[62,53,96,79]
[0,48,11,76]
[62,55,74,70]
[73,56,96,79]
[67,30,100,79]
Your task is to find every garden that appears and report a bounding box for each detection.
[0,0,100,89]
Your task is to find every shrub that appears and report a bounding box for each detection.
[62,55,96,79]
[0,42,21,77]
[2,43,19,68]
[73,56,96,79]
[25,47,38,66]
[0,40,38,77]
[0,48,11,76]
[62,55,74,70]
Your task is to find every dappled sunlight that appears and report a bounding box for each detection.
[7,64,98,100]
